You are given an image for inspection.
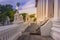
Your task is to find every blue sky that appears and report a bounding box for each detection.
[0,0,35,10]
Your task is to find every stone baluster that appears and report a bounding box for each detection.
[0,24,22,40]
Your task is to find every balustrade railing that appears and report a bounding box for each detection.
[0,22,29,40]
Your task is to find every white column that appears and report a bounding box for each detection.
[58,0,60,20]
[54,0,58,21]
[46,0,48,18]
[40,0,43,20]
[37,0,43,21]
[40,0,45,21]
[51,0,60,40]
[43,0,46,19]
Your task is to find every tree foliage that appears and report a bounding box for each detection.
[16,2,20,7]
[29,14,37,22]
[0,4,15,25]
[20,13,27,22]
[29,14,35,18]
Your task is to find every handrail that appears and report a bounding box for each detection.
[36,19,49,31]
[0,22,29,40]
[41,19,49,26]
[0,24,21,40]
[40,19,52,36]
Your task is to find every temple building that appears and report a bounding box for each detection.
[35,0,60,40]
[36,0,54,23]
[0,0,60,40]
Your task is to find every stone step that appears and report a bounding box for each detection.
[52,21,60,25]
[51,27,60,40]
[51,27,60,33]
[51,31,60,40]
[25,23,40,33]
[53,24,60,28]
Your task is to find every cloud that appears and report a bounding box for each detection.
[0,0,5,2]
[19,7,36,14]
[22,4,35,9]
[21,0,35,9]
[0,0,35,10]
[0,0,36,14]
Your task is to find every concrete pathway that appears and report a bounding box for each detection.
[17,34,54,40]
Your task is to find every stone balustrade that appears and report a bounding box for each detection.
[40,20,52,36]
[0,22,29,40]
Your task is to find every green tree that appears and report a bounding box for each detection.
[29,14,35,18]
[16,2,20,7]
[33,17,37,22]
[20,13,27,22]
[0,4,15,25]
[0,13,7,25]
[29,14,37,22]
[5,4,15,22]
